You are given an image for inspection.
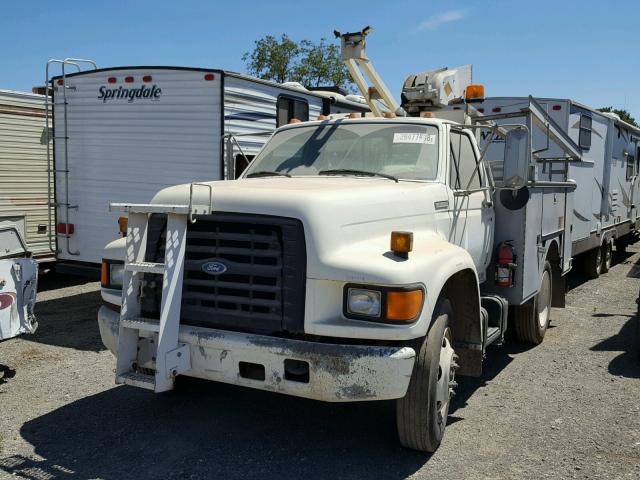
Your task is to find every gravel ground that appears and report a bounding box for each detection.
[0,247,639,480]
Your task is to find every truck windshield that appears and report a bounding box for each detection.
[244,123,439,180]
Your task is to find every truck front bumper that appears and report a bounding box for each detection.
[98,306,416,402]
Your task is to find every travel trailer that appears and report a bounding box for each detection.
[0,89,54,263]
[47,61,369,265]
[466,97,640,277]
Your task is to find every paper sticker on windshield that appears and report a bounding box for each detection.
[393,133,436,145]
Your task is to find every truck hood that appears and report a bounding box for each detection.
[151,177,450,281]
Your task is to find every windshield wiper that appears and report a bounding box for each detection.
[318,169,399,183]
[246,170,292,178]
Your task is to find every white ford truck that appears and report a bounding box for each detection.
[97,29,583,452]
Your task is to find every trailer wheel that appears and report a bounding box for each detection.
[396,299,457,453]
[514,261,552,345]
[601,242,613,273]
[583,247,602,279]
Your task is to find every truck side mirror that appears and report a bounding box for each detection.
[503,128,529,190]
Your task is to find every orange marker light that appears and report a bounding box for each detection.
[387,289,424,322]
[118,216,128,236]
[101,261,108,287]
[391,231,413,259]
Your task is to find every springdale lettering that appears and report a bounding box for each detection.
[98,84,162,103]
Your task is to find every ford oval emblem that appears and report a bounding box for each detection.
[201,261,228,275]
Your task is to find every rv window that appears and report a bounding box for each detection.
[579,114,592,150]
[626,155,635,180]
[449,131,481,190]
[277,96,309,127]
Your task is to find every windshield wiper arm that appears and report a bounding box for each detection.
[246,170,292,178]
[318,169,399,183]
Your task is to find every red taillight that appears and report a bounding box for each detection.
[477,108,485,113]
[492,107,502,113]
[124,76,134,83]
[204,73,215,81]
[552,104,561,111]
[496,242,516,287]
[56,79,64,86]
[108,77,117,84]
[57,223,75,235]
[143,75,153,82]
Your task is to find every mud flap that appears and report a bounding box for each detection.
[0,258,38,340]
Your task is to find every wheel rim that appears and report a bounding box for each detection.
[595,248,602,274]
[435,328,456,427]
[537,269,551,329]
[604,245,612,270]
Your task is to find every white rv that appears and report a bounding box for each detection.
[0,90,54,262]
[47,63,368,265]
[470,98,640,277]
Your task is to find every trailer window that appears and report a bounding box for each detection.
[579,114,592,150]
[626,155,635,180]
[450,131,481,190]
[277,96,309,127]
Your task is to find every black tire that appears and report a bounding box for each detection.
[396,299,456,453]
[601,242,612,273]
[514,261,552,345]
[583,247,602,279]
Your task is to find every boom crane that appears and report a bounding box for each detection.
[334,27,401,117]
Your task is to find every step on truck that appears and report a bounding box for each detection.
[97,28,585,452]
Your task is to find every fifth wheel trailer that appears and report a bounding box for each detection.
[470,97,640,276]
[0,90,54,263]
[47,63,368,265]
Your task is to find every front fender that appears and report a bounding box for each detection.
[305,232,480,341]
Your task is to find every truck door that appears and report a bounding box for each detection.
[447,129,494,281]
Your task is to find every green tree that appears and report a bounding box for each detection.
[243,35,354,92]
[242,34,300,84]
[597,106,638,127]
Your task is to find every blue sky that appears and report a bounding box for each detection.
[2,0,639,119]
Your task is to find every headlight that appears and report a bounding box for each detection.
[344,284,425,323]
[346,288,382,317]
[101,260,124,289]
[109,263,125,288]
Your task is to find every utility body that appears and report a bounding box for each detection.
[96,28,636,452]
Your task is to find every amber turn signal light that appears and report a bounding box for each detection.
[391,231,413,259]
[118,216,128,236]
[100,260,108,287]
[386,289,424,322]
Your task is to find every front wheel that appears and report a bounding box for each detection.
[514,261,552,344]
[396,299,457,453]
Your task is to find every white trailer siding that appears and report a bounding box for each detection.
[478,97,639,252]
[0,90,54,261]
[53,68,222,263]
